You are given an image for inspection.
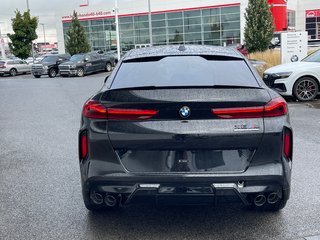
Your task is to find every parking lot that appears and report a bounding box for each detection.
[0,73,320,240]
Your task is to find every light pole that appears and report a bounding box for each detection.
[115,0,121,61]
[0,22,6,59]
[26,0,36,63]
[148,0,153,46]
[40,23,47,53]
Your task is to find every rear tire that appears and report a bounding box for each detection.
[293,77,319,101]
[10,68,17,76]
[48,68,57,78]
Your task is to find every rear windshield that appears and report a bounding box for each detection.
[111,56,259,89]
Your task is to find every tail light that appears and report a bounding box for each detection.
[283,128,292,159]
[107,108,158,120]
[80,131,88,160]
[82,100,108,119]
[0,65,5,68]
[212,97,288,119]
[82,100,158,120]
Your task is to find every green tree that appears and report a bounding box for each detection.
[65,11,91,55]
[7,10,38,59]
[244,0,274,53]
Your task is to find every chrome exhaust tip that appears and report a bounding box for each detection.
[254,194,266,207]
[90,192,104,205]
[267,192,279,204]
[105,194,118,207]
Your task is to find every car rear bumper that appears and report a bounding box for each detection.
[83,168,291,206]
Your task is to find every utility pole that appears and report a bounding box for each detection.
[115,0,121,61]
[0,22,6,59]
[40,23,47,53]
[26,0,36,63]
[148,0,153,46]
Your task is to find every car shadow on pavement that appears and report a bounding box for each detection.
[84,204,284,239]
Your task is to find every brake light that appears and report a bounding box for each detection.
[211,106,264,119]
[83,100,108,119]
[283,129,292,159]
[212,97,288,119]
[82,100,158,120]
[80,131,88,159]
[264,97,288,117]
[107,108,158,120]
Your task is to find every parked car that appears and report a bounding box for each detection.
[32,54,70,78]
[0,59,32,76]
[263,49,320,101]
[79,45,292,212]
[59,52,115,77]
[105,50,124,65]
[26,57,34,64]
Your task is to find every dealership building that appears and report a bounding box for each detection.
[57,0,320,53]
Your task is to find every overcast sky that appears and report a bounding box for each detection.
[0,0,109,43]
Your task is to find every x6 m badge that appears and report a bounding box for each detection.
[234,124,260,132]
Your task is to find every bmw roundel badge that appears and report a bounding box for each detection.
[179,106,191,118]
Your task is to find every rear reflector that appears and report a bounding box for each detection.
[212,97,288,119]
[283,129,292,159]
[80,132,88,159]
[82,100,158,120]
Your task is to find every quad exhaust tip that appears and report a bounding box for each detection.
[267,192,279,204]
[254,194,266,207]
[104,194,118,207]
[90,192,104,205]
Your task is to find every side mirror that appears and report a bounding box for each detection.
[104,75,109,83]
[56,61,61,64]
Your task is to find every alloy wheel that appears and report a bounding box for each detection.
[295,78,318,101]
[77,68,84,77]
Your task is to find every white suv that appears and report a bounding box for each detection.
[0,59,32,77]
[263,50,320,101]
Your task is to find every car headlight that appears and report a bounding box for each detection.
[70,65,76,69]
[43,66,48,70]
[273,72,292,79]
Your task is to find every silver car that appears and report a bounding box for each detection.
[0,59,32,76]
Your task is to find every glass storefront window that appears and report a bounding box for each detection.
[63,5,241,52]
[167,19,183,27]
[152,13,165,21]
[221,6,240,14]
[168,26,183,35]
[202,8,220,16]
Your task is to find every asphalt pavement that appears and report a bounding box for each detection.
[0,73,320,240]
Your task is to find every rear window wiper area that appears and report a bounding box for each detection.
[209,85,263,89]
[110,85,263,91]
[123,55,243,63]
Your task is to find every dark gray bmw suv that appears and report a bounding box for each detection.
[79,45,293,212]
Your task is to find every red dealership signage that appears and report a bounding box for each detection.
[306,9,320,18]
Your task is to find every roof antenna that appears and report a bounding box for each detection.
[178,45,186,51]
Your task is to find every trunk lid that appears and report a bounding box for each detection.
[101,87,270,173]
